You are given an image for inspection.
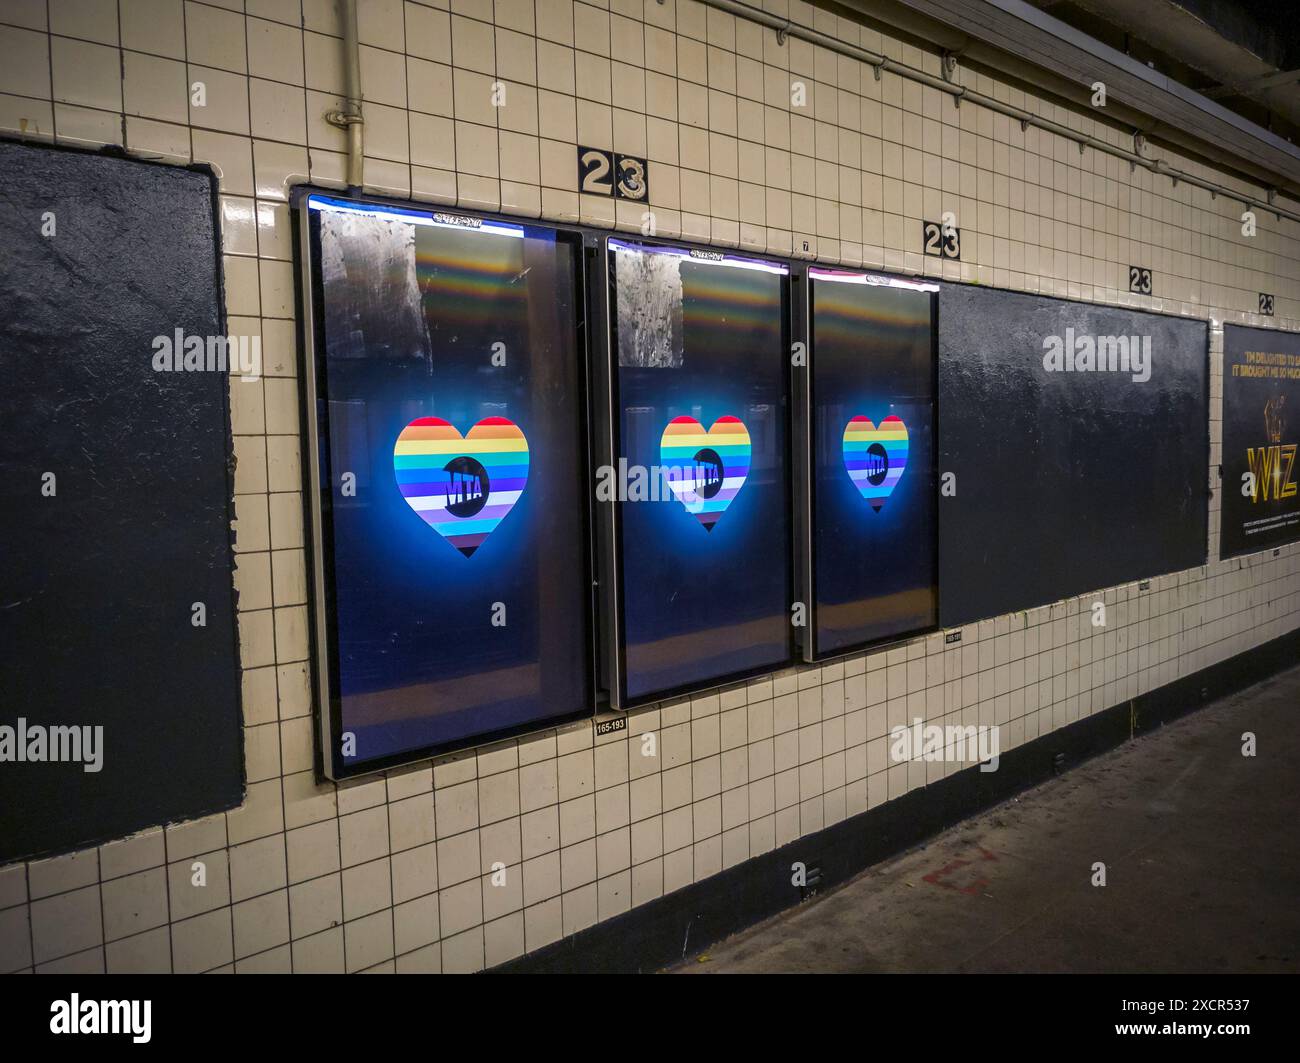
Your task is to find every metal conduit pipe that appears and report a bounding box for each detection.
[324,0,365,190]
[696,0,1300,226]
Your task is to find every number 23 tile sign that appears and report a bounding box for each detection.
[577,146,650,202]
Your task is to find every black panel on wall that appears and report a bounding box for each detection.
[1220,324,1300,559]
[0,141,242,864]
[937,284,1208,627]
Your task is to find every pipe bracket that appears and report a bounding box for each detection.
[324,110,364,128]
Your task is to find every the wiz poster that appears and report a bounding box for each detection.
[606,239,792,705]
[807,270,937,656]
[303,195,589,777]
[1221,323,1300,559]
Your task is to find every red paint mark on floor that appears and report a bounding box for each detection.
[922,847,999,896]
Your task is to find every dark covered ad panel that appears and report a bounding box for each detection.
[301,195,591,778]
[0,141,242,863]
[937,285,1208,627]
[1220,324,1300,559]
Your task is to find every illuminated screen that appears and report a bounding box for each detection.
[809,271,937,655]
[304,195,590,776]
[608,239,792,704]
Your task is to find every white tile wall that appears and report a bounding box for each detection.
[1,0,1298,974]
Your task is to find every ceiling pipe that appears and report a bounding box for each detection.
[697,0,1300,225]
[323,0,364,190]
[832,0,1299,200]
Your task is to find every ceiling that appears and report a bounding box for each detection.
[834,0,1300,198]
[1030,0,1300,142]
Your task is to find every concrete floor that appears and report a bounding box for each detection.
[676,665,1300,973]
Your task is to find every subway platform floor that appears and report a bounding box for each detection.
[674,664,1300,974]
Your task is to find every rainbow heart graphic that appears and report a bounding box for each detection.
[843,414,908,512]
[393,416,529,557]
[659,415,752,532]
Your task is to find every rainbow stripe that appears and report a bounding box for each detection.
[394,416,529,556]
[414,222,533,332]
[843,415,908,512]
[659,415,752,532]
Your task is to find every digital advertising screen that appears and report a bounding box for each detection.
[603,238,792,706]
[806,269,938,657]
[301,194,591,777]
[1220,324,1300,559]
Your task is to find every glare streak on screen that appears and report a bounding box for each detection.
[610,240,792,701]
[809,271,937,655]
[309,197,588,771]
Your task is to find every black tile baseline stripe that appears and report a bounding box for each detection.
[493,625,1300,973]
